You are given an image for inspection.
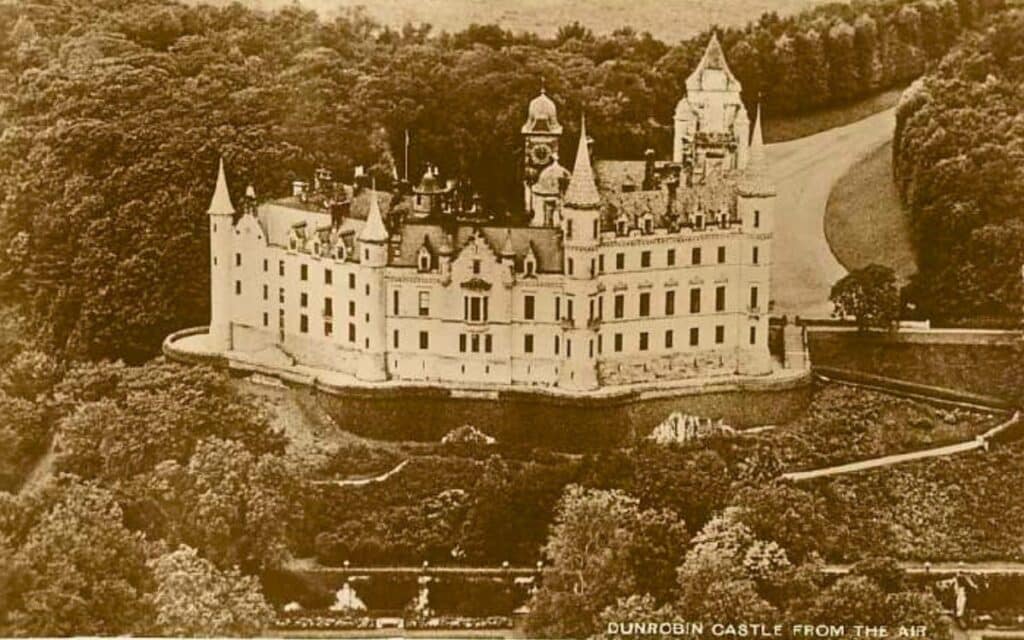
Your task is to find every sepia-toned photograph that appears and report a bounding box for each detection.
[0,0,1022,637]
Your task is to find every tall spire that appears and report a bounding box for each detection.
[208,156,235,216]
[739,105,775,197]
[563,115,602,210]
[686,32,740,92]
[359,178,390,243]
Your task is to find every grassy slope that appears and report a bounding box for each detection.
[765,86,905,143]
[823,138,918,279]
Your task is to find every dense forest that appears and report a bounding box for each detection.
[894,9,1024,323]
[0,0,1003,363]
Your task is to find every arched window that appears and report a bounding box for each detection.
[524,255,536,277]
[417,247,431,272]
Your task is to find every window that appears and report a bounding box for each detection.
[419,331,429,350]
[365,284,370,296]
[235,253,241,266]
[665,330,674,348]
[667,249,676,266]
[691,247,702,265]
[473,259,481,275]
[598,334,603,354]
[263,259,268,272]
[598,255,605,273]
[754,210,761,228]
[348,273,356,289]
[752,246,759,264]
[643,216,653,234]
[568,258,574,276]
[555,297,561,321]
[263,284,268,301]
[566,299,574,321]
[554,336,560,355]
[301,264,308,281]
[459,334,467,353]
[566,219,573,240]
[639,292,650,317]
[566,339,572,358]
[393,290,399,315]
[524,295,535,320]
[263,312,268,327]
[639,332,649,351]
[750,326,757,344]
[324,321,332,337]
[524,256,536,277]
[614,333,623,352]
[324,297,333,316]
[524,334,534,353]
[689,327,699,347]
[465,296,488,322]
[279,260,285,276]
[300,314,308,333]
[641,251,651,268]
[592,220,599,238]
[485,335,493,353]
[349,323,356,342]
[471,334,480,353]
[325,269,333,284]
[394,330,399,348]
[279,288,285,304]
[419,291,430,316]
[716,286,726,312]
[616,253,625,270]
[665,290,676,316]
[690,288,701,313]
[750,286,759,310]
[300,292,308,308]
[717,246,726,263]
[235,281,241,295]
[716,325,725,344]
[614,294,625,319]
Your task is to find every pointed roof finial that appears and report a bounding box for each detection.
[540,75,546,94]
[563,114,602,210]
[739,104,775,197]
[208,156,235,216]
[359,177,390,243]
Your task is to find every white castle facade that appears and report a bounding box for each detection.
[202,36,776,392]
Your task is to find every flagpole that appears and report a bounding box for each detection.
[404,129,410,182]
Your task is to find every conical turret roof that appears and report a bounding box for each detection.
[686,33,741,93]
[208,157,235,216]
[738,105,775,197]
[563,116,602,210]
[358,182,390,243]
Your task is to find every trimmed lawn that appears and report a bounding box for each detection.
[765,86,905,143]
[824,139,917,280]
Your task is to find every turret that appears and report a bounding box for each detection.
[562,115,602,262]
[522,85,563,210]
[208,157,235,352]
[356,182,389,382]
[737,105,775,233]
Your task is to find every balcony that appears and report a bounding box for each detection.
[560,317,576,330]
[587,316,602,331]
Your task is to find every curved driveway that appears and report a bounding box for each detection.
[767,107,896,318]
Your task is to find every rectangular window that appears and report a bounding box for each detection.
[235,281,241,295]
[665,290,675,316]
[524,295,535,320]
[639,332,649,351]
[750,286,759,309]
[716,325,725,344]
[263,312,268,327]
[300,264,308,281]
[467,296,487,322]
[459,334,467,353]
[554,336,560,355]
[419,331,429,350]
[348,301,355,317]
[566,219,573,240]
[568,258,574,276]
[325,269,333,284]
[279,288,285,304]
[566,339,572,358]
[665,330,674,349]
[691,247,702,265]
[471,334,480,353]
[419,291,430,316]
[716,286,726,312]
[235,253,241,266]
[365,284,370,296]
[263,284,268,301]
[614,333,623,352]
[394,330,399,348]
[485,334,493,353]
[754,210,761,228]
[324,297,333,316]
[300,292,308,308]
[598,334,603,354]
[263,259,268,272]
[641,251,651,268]
[524,334,534,353]
[300,314,308,333]
[473,259,481,274]
[348,273,356,289]
[324,322,332,337]
[279,260,285,276]
[566,299,574,321]
[750,326,757,345]
[639,292,650,317]
[718,246,726,264]
[690,288,701,313]
[614,294,625,319]
[689,327,699,347]
[667,249,676,267]
[599,255,605,273]
[616,253,625,270]
[555,296,561,321]
[393,290,399,315]
[348,323,356,342]
[752,246,759,264]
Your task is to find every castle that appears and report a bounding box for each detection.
[202,35,776,392]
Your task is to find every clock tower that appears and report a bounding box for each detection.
[521,87,562,211]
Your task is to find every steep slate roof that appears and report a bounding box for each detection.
[208,157,235,216]
[563,117,602,209]
[738,105,776,197]
[392,223,563,273]
[358,185,390,243]
[686,33,741,93]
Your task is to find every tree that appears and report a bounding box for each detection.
[0,350,60,400]
[150,545,274,636]
[830,264,900,330]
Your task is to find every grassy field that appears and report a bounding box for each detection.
[193,0,835,42]
[823,138,917,280]
[764,86,905,144]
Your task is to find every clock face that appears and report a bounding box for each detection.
[530,142,552,165]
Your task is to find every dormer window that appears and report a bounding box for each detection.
[695,214,704,229]
[335,244,347,261]
[642,214,654,235]
[289,237,297,250]
[313,242,320,255]
[615,215,628,236]
[417,247,431,272]
[524,255,537,277]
